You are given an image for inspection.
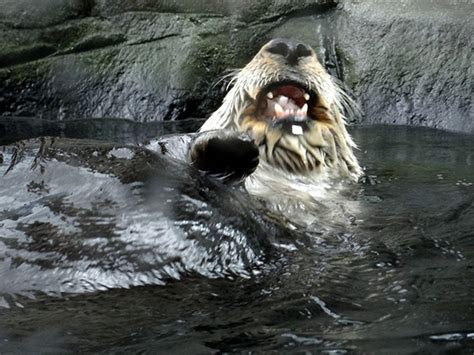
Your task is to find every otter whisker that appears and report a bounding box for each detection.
[212,68,242,90]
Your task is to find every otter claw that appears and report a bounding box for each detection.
[189,130,259,184]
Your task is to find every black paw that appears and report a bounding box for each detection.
[189,130,259,184]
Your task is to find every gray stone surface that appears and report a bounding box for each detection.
[0,0,471,132]
[337,0,472,132]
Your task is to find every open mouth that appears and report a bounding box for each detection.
[256,81,315,122]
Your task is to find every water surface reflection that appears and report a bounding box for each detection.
[0,123,472,353]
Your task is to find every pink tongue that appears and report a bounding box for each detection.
[277,99,299,111]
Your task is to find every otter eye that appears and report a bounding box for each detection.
[267,42,290,57]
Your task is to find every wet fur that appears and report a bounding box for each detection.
[199,40,362,225]
[201,40,361,177]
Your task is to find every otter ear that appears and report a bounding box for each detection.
[189,130,259,184]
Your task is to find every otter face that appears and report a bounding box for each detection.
[201,39,362,180]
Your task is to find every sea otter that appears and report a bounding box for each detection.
[0,39,363,297]
[151,39,362,225]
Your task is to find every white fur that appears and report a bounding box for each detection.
[199,47,362,226]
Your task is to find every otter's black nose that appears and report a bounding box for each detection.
[265,39,312,65]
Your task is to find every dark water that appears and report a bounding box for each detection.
[0,123,473,354]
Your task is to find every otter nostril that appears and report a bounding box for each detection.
[295,43,312,58]
[266,39,313,65]
[266,42,290,57]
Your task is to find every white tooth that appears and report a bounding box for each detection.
[296,109,303,116]
[301,103,308,116]
[267,92,274,99]
[279,96,289,106]
[304,93,310,101]
[292,125,303,135]
[285,109,291,116]
[274,103,284,117]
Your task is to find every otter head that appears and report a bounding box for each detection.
[200,39,362,181]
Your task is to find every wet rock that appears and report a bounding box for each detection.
[0,0,335,121]
[0,0,92,29]
[0,13,273,120]
[0,0,471,132]
[92,0,336,21]
[336,0,472,133]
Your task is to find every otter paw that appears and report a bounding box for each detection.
[189,130,259,184]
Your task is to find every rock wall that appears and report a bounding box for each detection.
[0,0,471,132]
[337,1,472,133]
